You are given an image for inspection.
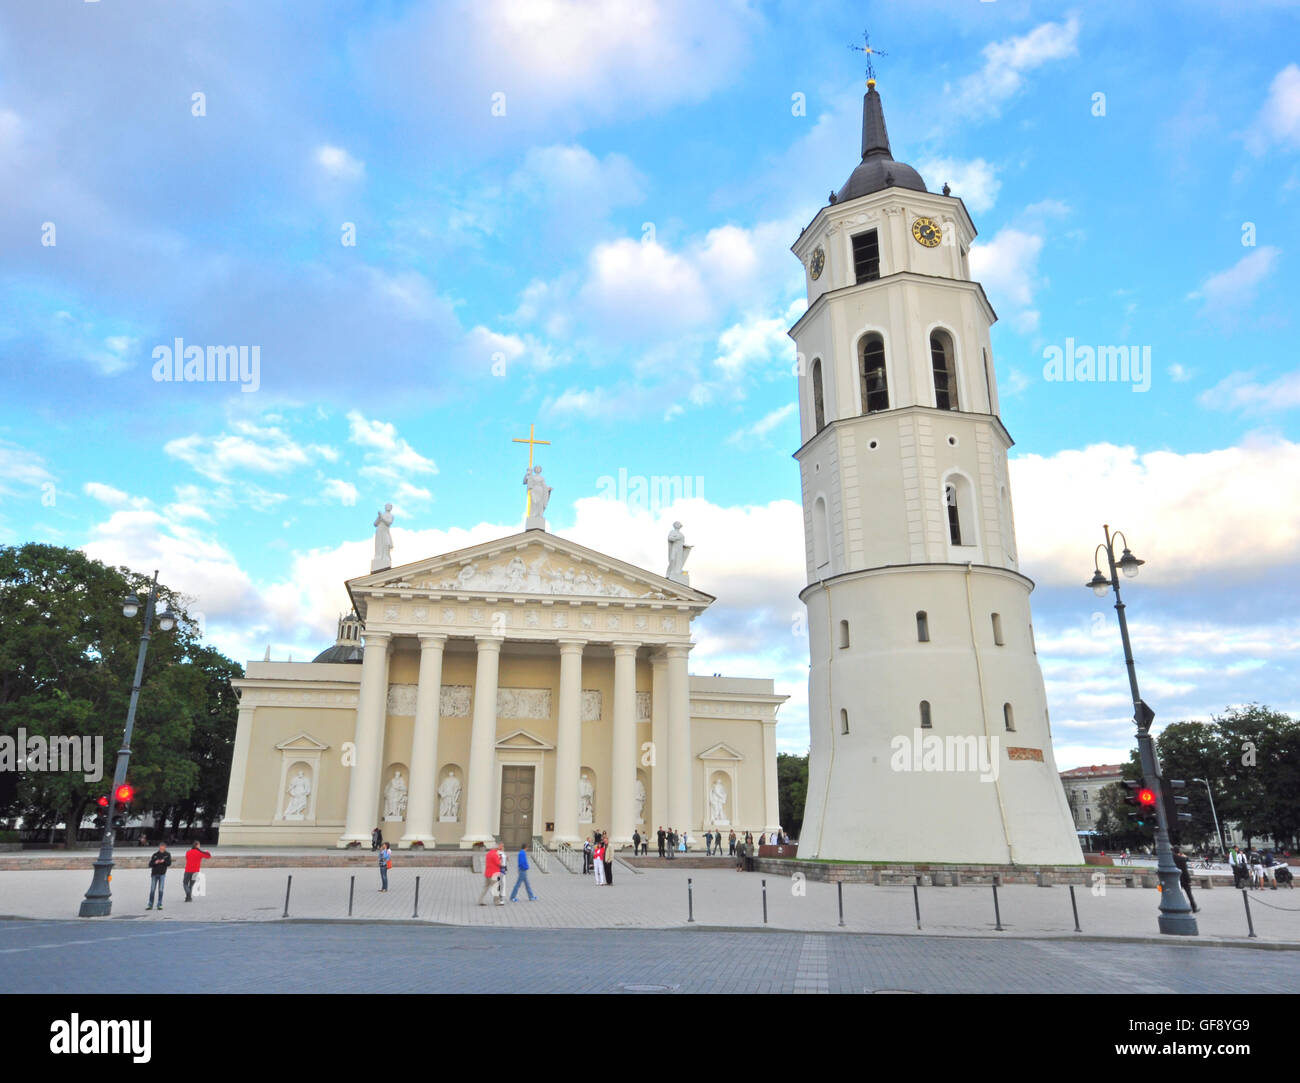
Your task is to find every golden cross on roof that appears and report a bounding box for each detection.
[512,423,551,517]
[849,30,887,87]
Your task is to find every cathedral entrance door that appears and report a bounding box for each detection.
[499,765,535,851]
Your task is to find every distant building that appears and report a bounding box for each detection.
[1059,764,1125,832]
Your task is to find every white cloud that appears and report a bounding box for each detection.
[713,311,794,380]
[727,403,797,446]
[1168,363,1193,383]
[969,227,1044,329]
[547,387,616,417]
[0,442,52,498]
[509,143,644,216]
[321,479,359,506]
[346,411,438,482]
[916,157,1000,213]
[1247,63,1300,154]
[164,420,333,483]
[953,15,1080,118]
[82,482,130,507]
[1198,369,1300,414]
[1187,247,1281,318]
[315,144,364,181]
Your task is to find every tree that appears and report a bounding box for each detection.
[777,753,808,839]
[1151,721,1225,851]
[0,544,241,845]
[1212,705,1300,850]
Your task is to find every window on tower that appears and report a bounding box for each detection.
[930,330,959,411]
[812,358,826,432]
[916,611,930,642]
[991,613,1004,646]
[945,484,962,545]
[840,709,850,735]
[839,620,850,648]
[919,700,932,729]
[852,229,880,283]
[1003,702,1015,731]
[860,334,889,413]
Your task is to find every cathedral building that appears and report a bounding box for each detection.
[791,79,1083,865]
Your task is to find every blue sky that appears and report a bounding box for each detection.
[1,0,1297,766]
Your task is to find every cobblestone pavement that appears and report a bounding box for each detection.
[4,864,1296,944]
[0,920,1294,993]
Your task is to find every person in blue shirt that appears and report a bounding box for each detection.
[509,845,538,902]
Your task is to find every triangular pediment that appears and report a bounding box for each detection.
[698,742,744,761]
[348,530,713,608]
[495,729,555,750]
[275,731,330,752]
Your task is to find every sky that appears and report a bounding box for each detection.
[1,0,1297,770]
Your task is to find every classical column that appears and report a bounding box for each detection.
[399,633,445,849]
[650,654,668,837]
[762,719,781,835]
[665,643,693,831]
[460,635,503,847]
[551,639,585,846]
[221,702,256,827]
[339,630,391,847]
[610,642,639,849]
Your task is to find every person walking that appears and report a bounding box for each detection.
[602,832,614,886]
[583,836,593,875]
[734,837,746,871]
[371,826,382,851]
[182,841,211,903]
[728,829,737,856]
[1171,846,1199,913]
[593,837,606,886]
[1229,845,1248,888]
[146,841,171,910]
[704,830,714,856]
[510,844,538,902]
[657,826,666,859]
[379,841,392,892]
[632,829,641,858]
[478,842,506,905]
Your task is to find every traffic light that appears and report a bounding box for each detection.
[111,783,134,829]
[1161,778,1191,844]
[1123,780,1159,827]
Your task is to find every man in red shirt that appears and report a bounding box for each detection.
[183,842,212,902]
[477,842,506,906]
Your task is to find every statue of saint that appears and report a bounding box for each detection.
[578,773,594,823]
[709,778,728,824]
[383,770,408,820]
[372,504,395,571]
[666,521,692,581]
[524,465,552,518]
[284,770,311,820]
[437,773,461,821]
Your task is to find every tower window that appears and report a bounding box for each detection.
[860,334,889,413]
[811,358,826,432]
[916,611,930,642]
[1003,702,1015,731]
[840,708,850,735]
[945,484,962,545]
[839,620,850,648]
[1029,622,1036,655]
[812,496,830,572]
[991,613,1004,646]
[852,229,880,283]
[919,700,932,729]
[930,330,959,411]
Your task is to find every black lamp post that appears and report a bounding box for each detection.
[1088,526,1197,935]
[79,571,173,918]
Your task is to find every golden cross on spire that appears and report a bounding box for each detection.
[849,30,886,87]
[512,423,551,517]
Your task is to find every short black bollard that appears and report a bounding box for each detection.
[413,875,421,919]
[282,874,292,918]
[1068,884,1082,932]
[1242,889,1257,938]
[837,880,845,928]
[912,883,921,930]
[348,875,355,917]
[687,877,695,923]
[992,881,1004,931]
[762,879,768,924]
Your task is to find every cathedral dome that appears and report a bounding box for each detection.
[835,83,927,203]
[312,612,364,663]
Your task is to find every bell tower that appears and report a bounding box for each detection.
[791,78,1081,865]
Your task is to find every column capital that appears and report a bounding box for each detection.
[417,632,448,650]
[473,635,505,651]
[557,638,588,654]
[362,629,392,648]
[611,640,641,657]
[662,643,693,660]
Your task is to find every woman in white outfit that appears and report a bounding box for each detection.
[593,838,606,885]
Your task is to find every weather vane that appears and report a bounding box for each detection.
[849,30,886,87]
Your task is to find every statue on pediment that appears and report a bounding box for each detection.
[284,770,311,820]
[667,521,692,584]
[372,504,394,572]
[524,465,552,519]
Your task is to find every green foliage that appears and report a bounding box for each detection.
[0,543,242,844]
[777,752,808,838]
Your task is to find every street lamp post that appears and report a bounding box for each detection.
[1088,525,1198,936]
[1192,777,1227,859]
[79,571,173,918]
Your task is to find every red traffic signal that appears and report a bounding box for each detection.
[1137,788,1157,807]
[113,783,135,805]
[96,795,109,808]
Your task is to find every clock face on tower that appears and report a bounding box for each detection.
[911,217,942,248]
[809,246,825,280]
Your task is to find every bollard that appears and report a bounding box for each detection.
[762,879,768,924]
[282,874,292,918]
[1242,889,1257,938]
[348,875,355,917]
[992,881,1004,931]
[912,883,921,930]
[687,877,695,923]
[1068,884,1082,932]
[837,880,845,928]
[413,875,421,919]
